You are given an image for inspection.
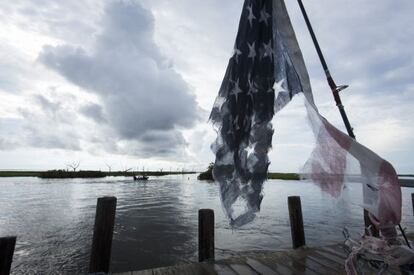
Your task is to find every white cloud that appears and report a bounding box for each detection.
[37,1,203,158]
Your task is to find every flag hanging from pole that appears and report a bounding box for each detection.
[210,0,401,229]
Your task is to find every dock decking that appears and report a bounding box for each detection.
[115,243,403,275]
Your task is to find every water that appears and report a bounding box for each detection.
[0,175,413,274]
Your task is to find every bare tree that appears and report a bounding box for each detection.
[67,161,80,172]
[121,165,132,175]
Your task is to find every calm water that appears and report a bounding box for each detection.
[1,175,413,274]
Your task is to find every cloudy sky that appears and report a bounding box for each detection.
[0,0,413,173]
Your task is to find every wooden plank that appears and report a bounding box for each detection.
[152,265,181,275]
[131,270,153,275]
[253,250,318,275]
[306,252,344,271]
[254,255,295,275]
[116,272,133,275]
[245,258,278,275]
[182,263,216,275]
[152,263,212,275]
[312,250,346,266]
[198,262,220,275]
[229,263,258,275]
[213,264,237,275]
[319,246,348,260]
[275,253,320,275]
[286,249,340,274]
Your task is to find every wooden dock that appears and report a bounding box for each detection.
[115,243,403,275]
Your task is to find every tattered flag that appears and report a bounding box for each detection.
[210,0,401,230]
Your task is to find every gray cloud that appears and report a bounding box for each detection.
[79,103,106,123]
[26,128,81,151]
[121,130,188,158]
[38,1,202,157]
[34,94,61,115]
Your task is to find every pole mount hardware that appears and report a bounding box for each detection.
[335,85,349,93]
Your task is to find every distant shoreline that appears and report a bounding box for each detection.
[0,170,196,178]
[0,171,413,187]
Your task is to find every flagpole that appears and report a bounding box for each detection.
[296,0,413,246]
[296,0,355,139]
[295,0,386,236]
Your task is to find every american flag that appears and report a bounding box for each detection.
[211,0,282,226]
[211,0,401,230]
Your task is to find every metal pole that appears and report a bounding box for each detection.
[297,0,414,244]
[296,0,355,139]
[295,0,387,237]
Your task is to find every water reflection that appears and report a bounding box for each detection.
[111,178,197,272]
[0,176,413,274]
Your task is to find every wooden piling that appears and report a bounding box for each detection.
[412,193,414,216]
[288,196,306,249]
[0,236,16,275]
[89,196,117,274]
[198,209,214,262]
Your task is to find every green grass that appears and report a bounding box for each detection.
[38,170,106,178]
[267,172,300,180]
[0,171,42,177]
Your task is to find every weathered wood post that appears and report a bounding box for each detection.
[89,196,117,273]
[288,196,306,249]
[412,193,414,216]
[0,236,16,275]
[198,209,214,262]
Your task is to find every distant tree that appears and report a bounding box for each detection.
[67,161,80,172]
[198,163,214,180]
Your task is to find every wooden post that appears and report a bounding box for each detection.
[288,196,306,249]
[412,193,414,216]
[198,209,214,262]
[0,236,16,275]
[89,196,117,274]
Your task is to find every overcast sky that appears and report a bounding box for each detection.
[0,0,413,173]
